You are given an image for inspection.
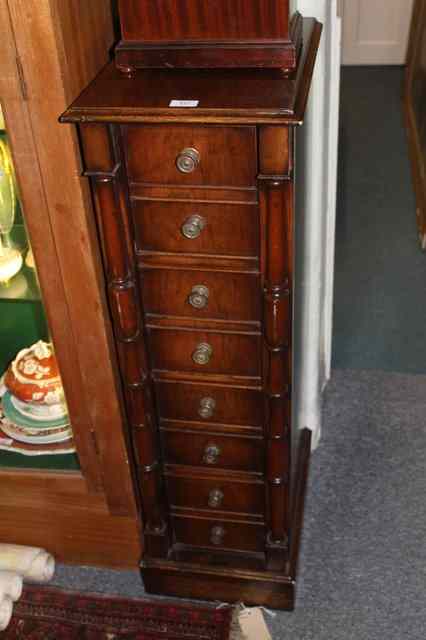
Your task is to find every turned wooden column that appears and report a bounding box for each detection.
[258,126,294,571]
[79,123,170,558]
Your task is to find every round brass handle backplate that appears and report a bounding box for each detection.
[176,147,200,173]
[210,525,226,546]
[181,214,206,240]
[208,488,224,509]
[192,342,212,366]
[188,285,209,310]
[198,396,216,419]
[203,443,221,465]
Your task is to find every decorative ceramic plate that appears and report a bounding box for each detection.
[11,394,67,421]
[2,392,69,430]
[0,426,75,456]
[1,420,73,445]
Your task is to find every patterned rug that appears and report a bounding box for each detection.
[4,586,233,639]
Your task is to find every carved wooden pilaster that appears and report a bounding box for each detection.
[258,126,294,571]
[79,123,170,558]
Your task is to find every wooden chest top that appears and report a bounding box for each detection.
[61,19,321,125]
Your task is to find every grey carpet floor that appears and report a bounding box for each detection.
[333,67,426,373]
[50,68,426,638]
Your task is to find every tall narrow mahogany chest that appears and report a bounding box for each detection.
[62,14,321,610]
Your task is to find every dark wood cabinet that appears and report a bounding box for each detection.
[62,12,321,609]
[115,0,302,71]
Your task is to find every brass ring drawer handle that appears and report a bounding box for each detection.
[188,285,209,310]
[192,342,212,366]
[203,443,221,465]
[176,147,200,173]
[210,525,226,546]
[198,396,216,419]
[181,214,206,240]
[208,488,224,509]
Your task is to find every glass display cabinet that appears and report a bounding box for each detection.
[0,0,140,567]
[0,106,79,470]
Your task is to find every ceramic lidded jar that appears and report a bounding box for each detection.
[4,340,64,405]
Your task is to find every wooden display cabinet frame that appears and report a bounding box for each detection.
[405,0,426,250]
[0,0,141,567]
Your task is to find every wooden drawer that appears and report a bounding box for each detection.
[141,269,261,322]
[132,199,259,258]
[161,429,264,473]
[156,380,264,428]
[148,329,261,378]
[172,515,266,553]
[166,473,265,517]
[124,125,257,187]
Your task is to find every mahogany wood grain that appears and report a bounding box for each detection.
[141,268,261,322]
[90,176,132,285]
[147,316,260,335]
[166,472,265,516]
[153,369,261,388]
[130,184,258,203]
[142,559,295,608]
[162,420,261,437]
[83,122,171,558]
[115,42,300,72]
[288,429,311,581]
[131,199,259,257]
[139,253,258,274]
[118,0,291,41]
[115,1,301,71]
[259,143,293,570]
[123,124,257,187]
[0,470,140,568]
[147,327,262,377]
[142,427,312,608]
[259,126,293,176]
[172,515,266,553]
[155,379,264,428]
[79,122,115,172]
[161,428,264,473]
[170,545,265,570]
[61,20,322,126]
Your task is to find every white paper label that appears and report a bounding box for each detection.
[169,99,199,107]
[238,608,272,640]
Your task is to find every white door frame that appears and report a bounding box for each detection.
[293,0,341,449]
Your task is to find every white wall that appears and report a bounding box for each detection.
[293,0,341,449]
